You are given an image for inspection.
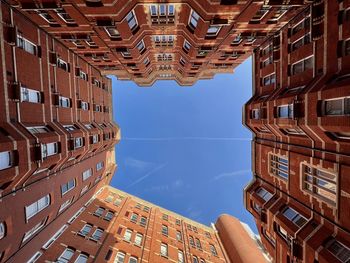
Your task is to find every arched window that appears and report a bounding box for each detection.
[129,256,138,263]
[0,222,6,239]
[114,252,125,263]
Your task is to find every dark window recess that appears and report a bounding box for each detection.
[220,0,238,4]
[105,249,112,260]
[117,227,123,235]
[86,0,103,7]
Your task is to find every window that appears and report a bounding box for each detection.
[140,216,147,227]
[63,125,76,132]
[291,17,310,36]
[177,250,184,263]
[262,44,273,56]
[326,239,350,262]
[105,27,120,39]
[94,207,105,217]
[134,233,143,246]
[56,8,75,24]
[263,74,275,86]
[37,10,56,24]
[115,252,125,263]
[161,243,168,257]
[59,96,71,108]
[252,202,262,214]
[81,101,89,110]
[143,57,150,66]
[105,211,114,221]
[282,207,307,227]
[183,40,191,53]
[27,251,43,263]
[61,179,75,195]
[96,161,104,171]
[189,236,195,247]
[17,34,37,55]
[189,10,200,30]
[263,229,276,247]
[205,232,211,238]
[80,224,92,236]
[269,153,289,179]
[277,104,294,119]
[157,53,173,61]
[43,224,68,249]
[150,4,175,24]
[121,49,131,58]
[262,56,273,67]
[58,198,73,213]
[136,40,145,53]
[232,35,242,45]
[196,238,202,249]
[82,169,93,181]
[251,109,260,120]
[0,222,5,239]
[91,228,103,241]
[57,58,69,71]
[41,142,59,159]
[126,11,138,31]
[323,97,350,116]
[143,206,150,212]
[302,164,336,204]
[251,6,270,21]
[283,128,306,136]
[73,137,84,149]
[162,225,168,236]
[21,86,41,103]
[75,253,88,263]
[129,257,137,263]
[176,231,182,241]
[206,25,221,37]
[57,248,75,263]
[210,244,218,256]
[291,56,313,75]
[176,219,181,226]
[68,207,84,224]
[153,35,174,47]
[246,36,256,44]
[26,195,50,220]
[338,39,350,57]
[162,214,168,221]
[130,213,138,223]
[277,225,292,243]
[26,126,50,134]
[193,256,198,263]
[124,229,132,241]
[0,151,13,170]
[23,218,47,243]
[256,187,273,202]
[291,33,311,52]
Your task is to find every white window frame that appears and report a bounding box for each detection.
[91,228,103,241]
[0,222,5,239]
[277,104,294,119]
[26,251,43,263]
[105,26,120,38]
[21,86,41,103]
[25,195,50,220]
[16,34,37,55]
[27,126,50,134]
[59,96,71,108]
[126,10,138,31]
[42,224,68,249]
[282,207,307,228]
[206,25,221,37]
[124,229,132,241]
[58,198,73,213]
[134,233,143,246]
[57,58,69,71]
[269,153,289,180]
[136,40,145,53]
[74,254,89,263]
[61,179,76,196]
[57,247,75,263]
[189,10,200,30]
[160,243,168,257]
[323,97,350,116]
[326,239,350,262]
[0,151,13,170]
[183,39,191,52]
[82,168,93,181]
[291,55,313,75]
[115,252,125,263]
[23,218,47,243]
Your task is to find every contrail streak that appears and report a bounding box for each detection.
[127,162,168,188]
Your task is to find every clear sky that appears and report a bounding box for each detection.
[110,57,256,232]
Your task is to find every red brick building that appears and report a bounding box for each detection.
[244,1,350,263]
[8,0,308,86]
[0,0,119,262]
[22,186,271,263]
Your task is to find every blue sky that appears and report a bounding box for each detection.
[110,57,256,232]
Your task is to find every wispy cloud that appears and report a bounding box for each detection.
[124,157,154,170]
[127,162,168,188]
[213,169,251,181]
[186,207,202,220]
[123,137,251,141]
[144,179,185,193]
